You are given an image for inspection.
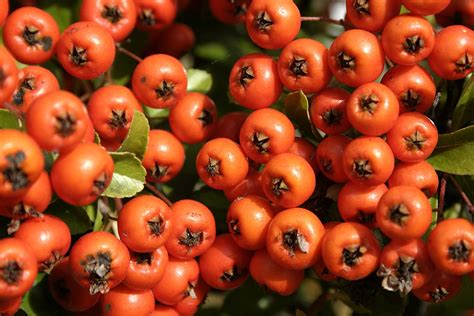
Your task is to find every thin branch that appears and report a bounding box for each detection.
[301,16,347,27]
[116,45,143,63]
[81,80,93,94]
[79,93,91,102]
[105,69,113,86]
[448,175,474,214]
[437,173,447,223]
[145,183,172,206]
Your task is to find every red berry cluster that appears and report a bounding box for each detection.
[0,0,472,315]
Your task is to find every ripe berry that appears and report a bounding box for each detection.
[345,0,401,32]
[310,87,351,135]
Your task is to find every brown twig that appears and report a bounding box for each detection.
[301,16,347,27]
[437,173,447,223]
[79,93,91,102]
[145,183,172,206]
[116,45,143,63]
[105,70,113,86]
[448,175,474,214]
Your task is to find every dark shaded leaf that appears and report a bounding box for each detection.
[46,200,92,235]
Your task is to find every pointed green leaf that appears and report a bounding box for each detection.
[452,75,474,131]
[0,109,21,129]
[428,126,474,175]
[103,152,146,198]
[117,111,149,161]
[187,69,213,93]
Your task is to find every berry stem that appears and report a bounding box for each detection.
[437,173,447,223]
[448,174,474,214]
[79,93,91,102]
[145,183,172,206]
[115,44,143,63]
[300,16,346,27]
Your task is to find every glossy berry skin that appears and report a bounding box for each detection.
[99,284,155,316]
[389,161,439,197]
[337,182,388,228]
[310,87,351,135]
[151,305,180,316]
[0,171,52,221]
[56,22,116,80]
[14,215,71,270]
[223,169,265,202]
[80,0,137,42]
[245,0,300,50]
[135,0,178,31]
[0,47,19,105]
[278,38,332,94]
[316,135,350,183]
[382,14,435,66]
[142,130,185,183]
[227,195,275,250]
[229,53,283,110]
[165,199,216,259]
[328,29,385,87]
[87,85,143,142]
[211,111,248,143]
[428,218,474,276]
[342,136,395,186]
[0,129,44,199]
[266,208,325,270]
[413,272,462,303]
[262,153,316,208]
[287,137,317,171]
[173,278,209,316]
[169,92,217,144]
[378,239,434,295]
[199,234,253,290]
[209,0,250,24]
[0,0,7,27]
[322,222,381,281]
[0,296,22,315]
[402,0,450,15]
[152,23,195,58]
[381,64,436,114]
[346,0,401,32]
[152,257,199,306]
[2,7,60,64]
[196,138,249,190]
[118,195,173,253]
[123,246,169,291]
[239,108,295,164]
[428,25,474,80]
[48,257,101,312]
[132,54,187,109]
[9,66,60,114]
[346,82,399,136]
[386,112,438,163]
[376,186,432,240]
[50,143,114,206]
[69,231,130,295]
[250,248,304,296]
[0,238,38,299]
[26,90,89,153]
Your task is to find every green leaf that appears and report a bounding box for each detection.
[194,42,229,60]
[21,273,73,316]
[103,152,146,198]
[284,91,321,141]
[428,126,474,175]
[117,111,150,160]
[452,75,474,131]
[46,200,92,235]
[40,3,73,32]
[0,109,21,129]
[187,69,213,94]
